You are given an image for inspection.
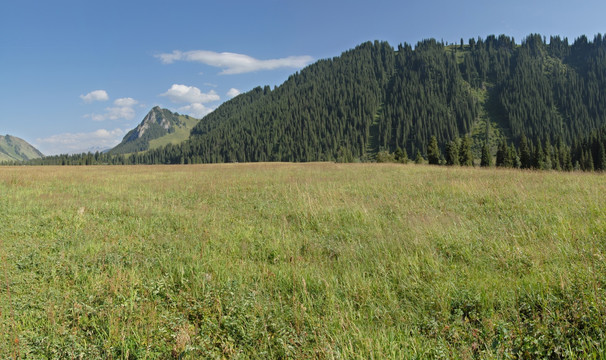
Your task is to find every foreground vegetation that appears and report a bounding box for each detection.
[1,163,605,358]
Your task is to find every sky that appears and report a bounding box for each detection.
[1,0,605,155]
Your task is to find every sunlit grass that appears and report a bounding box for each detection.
[1,163,605,358]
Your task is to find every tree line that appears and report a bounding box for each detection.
[372,124,606,172]
[8,124,605,172]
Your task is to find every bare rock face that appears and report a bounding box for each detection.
[133,106,171,139]
[108,106,197,155]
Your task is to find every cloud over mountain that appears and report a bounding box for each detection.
[161,84,220,104]
[160,84,219,118]
[86,98,139,122]
[227,88,241,98]
[177,103,214,118]
[156,50,313,74]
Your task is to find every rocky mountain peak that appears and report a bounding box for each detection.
[134,107,172,139]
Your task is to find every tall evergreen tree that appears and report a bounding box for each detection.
[519,135,532,169]
[585,150,595,171]
[496,139,508,167]
[415,150,424,164]
[427,136,441,165]
[459,136,473,166]
[480,142,492,167]
[598,142,606,171]
[394,146,408,163]
[445,139,460,165]
[533,139,545,169]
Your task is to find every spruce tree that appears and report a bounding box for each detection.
[563,150,573,171]
[496,139,507,167]
[480,142,492,167]
[586,150,595,171]
[543,139,553,170]
[598,142,606,171]
[519,135,532,169]
[506,144,517,168]
[445,139,460,165]
[459,136,473,166]
[415,150,424,164]
[394,146,408,163]
[427,136,441,165]
[533,139,545,169]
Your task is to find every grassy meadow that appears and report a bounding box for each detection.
[1,163,605,359]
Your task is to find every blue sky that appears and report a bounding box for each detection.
[1,0,605,154]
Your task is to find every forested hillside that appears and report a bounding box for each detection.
[18,33,606,167]
[132,33,605,164]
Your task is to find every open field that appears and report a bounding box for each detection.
[1,163,605,359]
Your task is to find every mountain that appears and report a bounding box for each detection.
[131,33,605,164]
[108,106,199,155]
[22,33,606,168]
[0,134,44,162]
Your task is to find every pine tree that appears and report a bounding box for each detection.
[519,134,532,169]
[533,139,545,169]
[394,146,408,163]
[496,139,507,167]
[543,139,553,170]
[585,150,595,171]
[598,142,606,171]
[507,144,517,168]
[445,139,459,165]
[427,136,441,165]
[563,150,573,171]
[459,136,473,166]
[415,150,424,164]
[480,142,492,167]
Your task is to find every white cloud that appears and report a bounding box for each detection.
[226,88,241,98]
[113,97,138,107]
[86,97,139,121]
[80,90,109,103]
[156,50,313,74]
[104,106,136,121]
[161,84,220,104]
[178,103,214,118]
[36,128,125,155]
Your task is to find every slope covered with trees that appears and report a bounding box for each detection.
[138,33,605,165]
[16,33,606,168]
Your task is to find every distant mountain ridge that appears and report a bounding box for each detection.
[0,134,44,162]
[108,106,199,155]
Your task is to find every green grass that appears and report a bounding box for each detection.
[445,44,469,65]
[1,164,605,358]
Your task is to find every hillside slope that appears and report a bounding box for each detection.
[0,135,44,162]
[108,106,199,155]
[135,34,605,164]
